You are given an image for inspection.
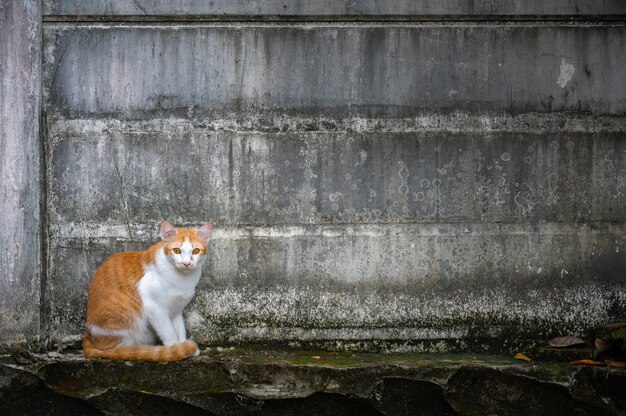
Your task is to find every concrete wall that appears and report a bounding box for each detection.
[35,1,626,348]
[43,0,626,19]
[0,0,42,349]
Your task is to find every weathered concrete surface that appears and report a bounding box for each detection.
[46,194,626,345]
[43,0,626,20]
[44,117,626,344]
[47,123,626,225]
[38,9,626,351]
[44,24,626,116]
[2,350,625,415]
[0,0,42,349]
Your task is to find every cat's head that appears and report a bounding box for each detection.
[159,220,213,272]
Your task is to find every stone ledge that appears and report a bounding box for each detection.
[2,349,625,415]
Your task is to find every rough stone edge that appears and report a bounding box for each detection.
[2,353,624,415]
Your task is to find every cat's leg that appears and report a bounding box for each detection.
[145,305,178,346]
[172,314,186,343]
[132,318,157,346]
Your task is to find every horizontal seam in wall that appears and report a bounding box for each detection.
[41,20,626,28]
[42,15,626,24]
[45,116,626,135]
[49,221,626,242]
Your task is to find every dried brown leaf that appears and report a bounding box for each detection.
[514,353,531,363]
[607,361,626,367]
[569,359,606,366]
[547,336,586,347]
[311,356,321,360]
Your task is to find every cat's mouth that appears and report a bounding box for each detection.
[177,263,195,271]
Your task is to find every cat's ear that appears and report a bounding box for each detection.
[160,220,177,241]
[196,222,213,242]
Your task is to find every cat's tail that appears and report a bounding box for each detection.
[83,337,199,362]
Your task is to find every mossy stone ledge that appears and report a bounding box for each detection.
[1,349,625,415]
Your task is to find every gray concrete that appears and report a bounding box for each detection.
[34,3,626,349]
[44,24,626,117]
[46,123,626,225]
[43,0,626,19]
[0,1,42,349]
[44,116,626,343]
[47,222,626,344]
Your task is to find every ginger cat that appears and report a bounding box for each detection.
[83,220,213,362]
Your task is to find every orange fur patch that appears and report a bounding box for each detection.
[83,337,198,362]
[162,229,208,254]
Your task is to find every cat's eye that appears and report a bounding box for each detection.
[192,248,200,255]
[172,248,181,254]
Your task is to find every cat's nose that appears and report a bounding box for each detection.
[182,262,191,268]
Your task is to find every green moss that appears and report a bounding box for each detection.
[535,346,593,361]
[206,347,556,373]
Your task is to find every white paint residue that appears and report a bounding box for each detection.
[557,59,575,88]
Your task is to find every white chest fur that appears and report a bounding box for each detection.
[137,249,201,345]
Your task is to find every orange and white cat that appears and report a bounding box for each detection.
[83,220,213,362]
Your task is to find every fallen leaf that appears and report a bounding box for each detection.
[263,351,270,357]
[239,354,249,359]
[607,361,626,367]
[569,359,606,366]
[548,336,586,347]
[311,356,321,360]
[329,352,339,356]
[514,353,531,363]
